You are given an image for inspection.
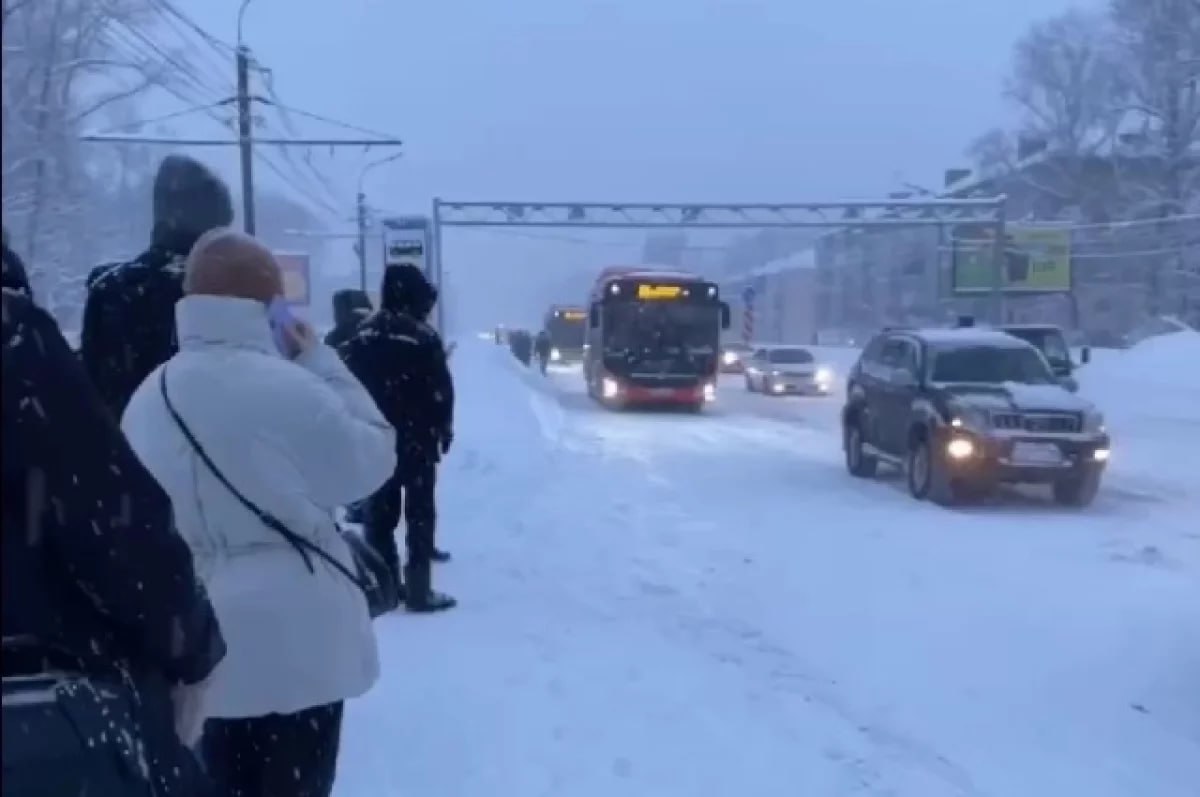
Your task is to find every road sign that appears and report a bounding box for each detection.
[382,216,430,275]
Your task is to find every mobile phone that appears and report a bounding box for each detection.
[267,296,296,353]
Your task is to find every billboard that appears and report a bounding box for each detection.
[952,226,1071,293]
[275,252,311,305]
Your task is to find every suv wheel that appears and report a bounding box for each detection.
[908,437,970,506]
[845,422,878,478]
[906,438,934,499]
[1053,468,1101,507]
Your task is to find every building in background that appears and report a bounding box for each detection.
[811,146,1199,341]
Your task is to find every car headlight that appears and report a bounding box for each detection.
[1082,409,1105,433]
[601,377,620,398]
[550,347,561,361]
[770,370,782,377]
[722,351,737,365]
[946,437,976,459]
[815,367,833,383]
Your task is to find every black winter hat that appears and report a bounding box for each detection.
[331,288,373,327]
[151,154,234,255]
[380,263,437,319]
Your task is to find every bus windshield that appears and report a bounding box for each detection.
[604,301,718,355]
[546,315,585,347]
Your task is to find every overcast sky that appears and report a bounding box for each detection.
[167,0,1102,328]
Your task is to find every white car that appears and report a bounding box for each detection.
[744,345,833,395]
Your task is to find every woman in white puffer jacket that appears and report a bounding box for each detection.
[122,228,396,797]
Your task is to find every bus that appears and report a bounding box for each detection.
[583,267,730,410]
[541,305,587,363]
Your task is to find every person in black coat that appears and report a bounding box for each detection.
[340,264,456,613]
[3,286,226,795]
[80,154,234,418]
[2,226,33,298]
[324,288,373,349]
[534,328,552,374]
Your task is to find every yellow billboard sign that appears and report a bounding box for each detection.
[952,226,1071,293]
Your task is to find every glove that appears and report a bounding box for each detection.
[171,676,213,746]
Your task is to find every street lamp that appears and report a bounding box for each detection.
[237,0,255,45]
[356,152,404,291]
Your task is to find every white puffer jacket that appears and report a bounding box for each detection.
[122,295,396,719]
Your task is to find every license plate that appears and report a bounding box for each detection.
[649,387,676,397]
[1011,442,1063,466]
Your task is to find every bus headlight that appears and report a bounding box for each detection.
[703,382,716,402]
[550,348,561,361]
[601,377,620,399]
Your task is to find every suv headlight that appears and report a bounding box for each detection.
[1082,409,1105,433]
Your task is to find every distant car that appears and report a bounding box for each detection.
[841,326,1110,507]
[998,324,1089,391]
[743,345,834,395]
[720,343,752,373]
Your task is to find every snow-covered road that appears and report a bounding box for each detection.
[336,340,1199,797]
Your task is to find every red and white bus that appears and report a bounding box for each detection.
[583,267,730,410]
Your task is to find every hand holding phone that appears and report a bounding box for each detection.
[267,297,314,359]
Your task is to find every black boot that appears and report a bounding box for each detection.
[404,560,457,613]
[430,548,451,563]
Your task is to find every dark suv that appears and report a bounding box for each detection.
[842,327,1111,507]
[999,324,1089,392]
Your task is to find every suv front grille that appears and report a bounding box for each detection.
[991,412,1081,433]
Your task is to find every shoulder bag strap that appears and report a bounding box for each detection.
[157,368,366,591]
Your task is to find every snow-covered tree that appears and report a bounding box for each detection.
[1109,0,1200,214]
[975,9,1130,213]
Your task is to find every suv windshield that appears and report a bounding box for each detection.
[929,345,1056,385]
[768,348,814,364]
[1002,328,1070,366]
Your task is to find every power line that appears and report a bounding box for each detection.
[150,0,238,55]
[88,100,234,134]
[256,99,400,141]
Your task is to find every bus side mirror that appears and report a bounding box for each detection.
[589,304,599,328]
[720,301,731,330]
[1080,346,1091,365]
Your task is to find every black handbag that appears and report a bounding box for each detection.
[2,637,149,796]
[157,369,399,618]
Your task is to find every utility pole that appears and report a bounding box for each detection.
[355,191,368,291]
[236,46,257,235]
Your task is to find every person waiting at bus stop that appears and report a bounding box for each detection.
[534,329,552,374]
[340,264,456,613]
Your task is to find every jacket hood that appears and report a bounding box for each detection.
[1,233,33,298]
[380,264,436,319]
[331,289,373,327]
[151,155,234,255]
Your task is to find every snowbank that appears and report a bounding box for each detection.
[491,347,567,442]
[1077,329,1200,498]
[446,339,562,458]
[1079,329,1200,423]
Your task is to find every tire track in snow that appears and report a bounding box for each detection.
[507,400,990,796]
